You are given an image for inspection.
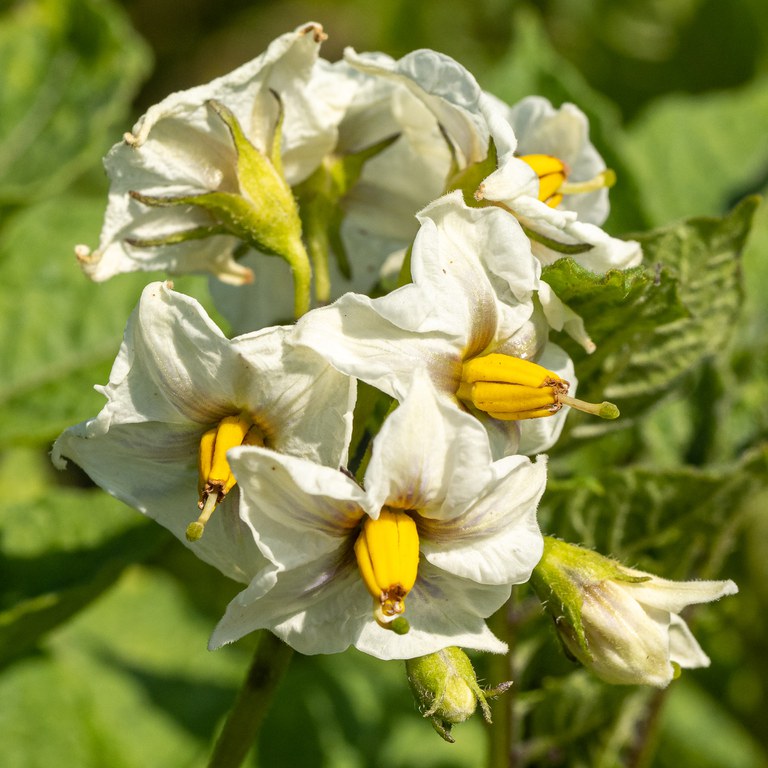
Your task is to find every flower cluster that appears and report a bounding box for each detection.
[55,20,735,705]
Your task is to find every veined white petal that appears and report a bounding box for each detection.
[97,282,238,426]
[295,290,461,400]
[362,373,492,517]
[53,420,264,584]
[210,562,370,654]
[228,445,364,570]
[231,325,356,467]
[420,455,546,584]
[579,585,674,687]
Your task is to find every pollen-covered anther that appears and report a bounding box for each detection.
[187,414,264,542]
[354,509,419,633]
[457,353,619,421]
[519,153,616,208]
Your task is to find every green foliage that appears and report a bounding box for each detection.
[545,197,758,434]
[0,0,150,203]
[0,0,766,767]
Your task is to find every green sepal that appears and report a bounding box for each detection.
[125,224,228,248]
[445,139,498,207]
[522,223,594,254]
[405,646,512,743]
[531,537,637,657]
[294,133,400,299]
[130,188,301,260]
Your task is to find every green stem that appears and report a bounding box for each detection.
[285,242,312,319]
[488,593,516,768]
[207,632,294,768]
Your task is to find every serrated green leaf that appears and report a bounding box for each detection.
[540,445,767,579]
[548,197,758,433]
[0,0,150,203]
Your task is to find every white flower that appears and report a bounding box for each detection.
[209,374,547,660]
[208,53,454,334]
[52,281,355,583]
[531,537,738,687]
[295,193,616,457]
[76,23,357,299]
[346,48,641,276]
[477,96,642,273]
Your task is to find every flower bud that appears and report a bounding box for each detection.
[531,537,738,687]
[405,647,512,742]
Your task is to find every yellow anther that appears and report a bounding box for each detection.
[519,154,567,207]
[457,353,619,422]
[354,508,419,630]
[519,153,616,208]
[188,414,263,542]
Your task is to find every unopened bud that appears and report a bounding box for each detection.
[405,647,512,743]
[530,537,738,687]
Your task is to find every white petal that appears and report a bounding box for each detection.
[211,546,510,659]
[84,23,356,282]
[344,48,489,165]
[98,282,241,426]
[363,373,493,517]
[505,96,609,225]
[209,561,370,654]
[294,290,461,400]
[624,575,739,615]
[580,586,674,687]
[559,220,643,272]
[228,445,364,570]
[668,614,711,670]
[231,325,356,467]
[420,455,546,585]
[52,420,264,584]
[538,281,596,353]
[476,156,540,204]
[415,193,536,343]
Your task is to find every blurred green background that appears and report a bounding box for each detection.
[1,0,767,766]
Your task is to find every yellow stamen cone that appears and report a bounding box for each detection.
[519,154,567,206]
[354,509,419,630]
[188,414,263,542]
[458,353,619,422]
[519,154,616,207]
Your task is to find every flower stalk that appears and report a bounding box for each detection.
[207,632,294,768]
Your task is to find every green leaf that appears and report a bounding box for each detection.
[0,0,150,203]
[655,680,768,768]
[0,194,223,450]
[0,448,169,668]
[0,564,247,768]
[624,74,768,226]
[539,445,768,579]
[546,196,758,434]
